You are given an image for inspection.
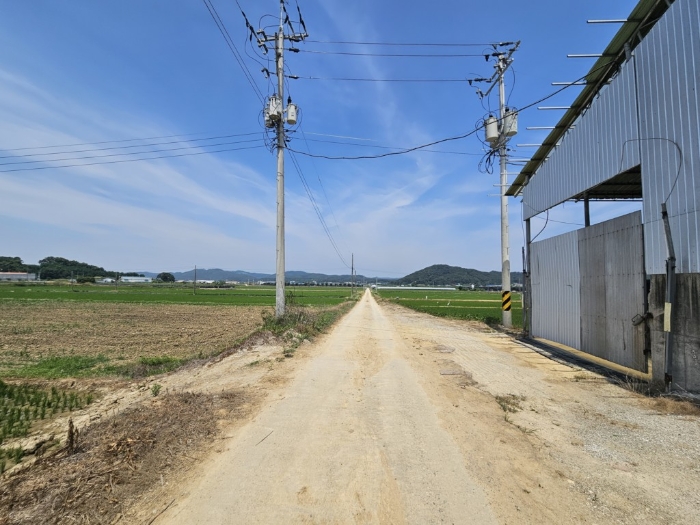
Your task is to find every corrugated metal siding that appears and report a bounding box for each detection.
[523,61,640,220]
[579,212,647,371]
[530,231,581,349]
[636,0,700,274]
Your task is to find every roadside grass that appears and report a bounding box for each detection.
[262,300,356,357]
[649,396,700,416]
[613,376,700,415]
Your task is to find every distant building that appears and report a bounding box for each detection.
[0,272,36,281]
[120,276,152,284]
[98,278,116,284]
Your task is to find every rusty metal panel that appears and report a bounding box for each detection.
[530,231,581,349]
[636,0,700,274]
[523,61,640,220]
[579,212,647,371]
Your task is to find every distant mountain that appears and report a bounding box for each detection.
[173,269,268,282]
[394,264,522,287]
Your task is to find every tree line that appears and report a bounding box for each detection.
[0,256,144,280]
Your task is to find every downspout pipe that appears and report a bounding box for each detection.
[661,202,676,391]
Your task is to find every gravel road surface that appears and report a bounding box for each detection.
[150,289,700,525]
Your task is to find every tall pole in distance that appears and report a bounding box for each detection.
[274,1,286,318]
[498,56,512,328]
[351,253,354,297]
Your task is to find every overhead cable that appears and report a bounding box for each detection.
[0,138,263,167]
[0,131,239,153]
[202,0,265,103]
[288,150,350,268]
[0,145,265,174]
[287,75,467,83]
[303,39,514,47]
[293,49,492,58]
[0,132,261,160]
[288,60,617,161]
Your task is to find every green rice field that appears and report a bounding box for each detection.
[374,288,523,327]
[0,283,356,307]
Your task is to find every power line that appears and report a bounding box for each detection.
[298,125,345,248]
[288,150,350,268]
[0,131,235,153]
[0,144,265,174]
[0,138,263,167]
[288,60,616,161]
[300,137,483,156]
[304,39,514,48]
[289,129,479,160]
[202,0,265,104]
[0,132,261,160]
[293,49,491,58]
[287,75,467,83]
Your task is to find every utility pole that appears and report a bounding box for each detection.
[351,253,354,297]
[258,1,307,318]
[478,43,519,328]
[497,55,512,328]
[274,3,286,319]
[193,265,197,296]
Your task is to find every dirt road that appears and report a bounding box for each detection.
[150,289,699,524]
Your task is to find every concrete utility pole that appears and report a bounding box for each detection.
[351,253,355,297]
[275,4,286,319]
[259,0,307,318]
[497,55,512,328]
[479,43,519,328]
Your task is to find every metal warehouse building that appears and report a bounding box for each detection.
[509,0,700,393]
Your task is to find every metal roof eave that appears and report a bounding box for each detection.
[506,0,671,197]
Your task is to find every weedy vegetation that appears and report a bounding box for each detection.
[0,379,93,445]
[495,394,525,413]
[262,301,356,357]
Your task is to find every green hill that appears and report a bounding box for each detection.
[394,264,522,287]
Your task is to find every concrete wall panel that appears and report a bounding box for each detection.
[579,212,647,371]
[530,231,581,349]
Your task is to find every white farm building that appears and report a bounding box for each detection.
[120,276,152,284]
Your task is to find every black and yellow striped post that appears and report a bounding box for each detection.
[501,290,512,312]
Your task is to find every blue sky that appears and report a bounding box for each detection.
[0,0,641,277]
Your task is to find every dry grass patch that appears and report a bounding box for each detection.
[0,390,253,525]
[495,394,525,413]
[647,396,700,416]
